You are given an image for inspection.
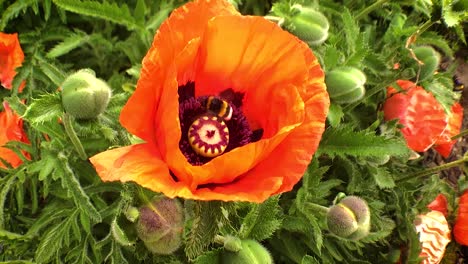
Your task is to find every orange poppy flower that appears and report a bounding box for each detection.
[90,0,329,202]
[0,32,24,90]
[0,102,29,168]
[383,80,448,152]
[433,103,463,158]
[454,190,468,245]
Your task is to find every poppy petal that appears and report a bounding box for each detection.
[89,144,198,198]
[383,80,448,152]
[454,191,468,245]
[0,32,24,90]
[433,103,463,158]
[0,102,28,168]
[120,0,238,142]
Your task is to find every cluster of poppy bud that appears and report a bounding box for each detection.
[61,69,112,120]
[326,196,371,240]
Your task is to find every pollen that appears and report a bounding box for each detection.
[188,114,229,158]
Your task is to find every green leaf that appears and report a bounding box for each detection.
[0,229,26,240]
[111,218,135,247]
[342,8,359,55]
[302,255,321,264]
[37,59,67,87]
[317,125,411,158]
[0,0,35,30]
[133,0,146,25]
[369,167,396,189]
[327,103,344,127]
[185,201,224,260]
[57,153,102,223]
[23,93,64,125]
[0,174,17,229]
[46,32,89,58]
[238,196,283,241]
[52,0,142,31]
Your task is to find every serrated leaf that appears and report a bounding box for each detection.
[0,174,17,229]
[0,229,25,240]
[327,103,344,127]
[369,167,396,189]
[239,196,283,241]
[37,59,67,87]
[134,0,146,25]
[52,0,142,31]
[0,0,35,30]
[342,8,359,55]
[111,218,134,247]
[193,249,222,264]
[185,201,223,260]
[35,214,74,262]
[317,125,411,158]
[57,153,102,223]
[46,32,88,58]
[302,255,321,264]
[23,93,64,125]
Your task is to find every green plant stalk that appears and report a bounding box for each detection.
[396,155,468,183]
[452,128,468,140]
[305,202,330,214]
[62,113,87,160]
[355,0,390,20]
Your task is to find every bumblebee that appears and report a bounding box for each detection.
[204,96,233,121]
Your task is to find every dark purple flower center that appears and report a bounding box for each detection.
[178,82,262,165]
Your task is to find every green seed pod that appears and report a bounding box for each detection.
[412,46,440,81]
[325,67,366,104]
[61,69,112,120]
[285,5,329,46]
[221,239,273,264]
[327,196,371,240]
[136,197,184,255]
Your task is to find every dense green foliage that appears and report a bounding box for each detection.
[0,0,466,263]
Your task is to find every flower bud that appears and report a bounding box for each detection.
[327,196,370,240]
[285,5,329,46]
[136,197,184,255]
[412,46,440,81]
[61,69,112,120]
[325,67,366,104]
[221,239,273,264]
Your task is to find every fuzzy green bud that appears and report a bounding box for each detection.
[136,197,184,255]
[412,46,440,81]
[61,69,112,120]
[221,239,273,264]
[327,196,370,240]
[285,5,329,46]
[325,67,366,104]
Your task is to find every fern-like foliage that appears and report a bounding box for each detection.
[317,125,411,159]
[51,0,143,31]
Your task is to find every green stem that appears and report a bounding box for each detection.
[62,113,87,160]
[452,128,468,140]
[396,155,468,183]
[355,0,390,20]
[416,20,435,36]
[305,202,330,214]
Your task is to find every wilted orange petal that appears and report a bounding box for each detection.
[414,211,451,264]
[383,80,447,152]
[433,103,463,158]
[0,32,24,90]
[119,0,238,142]
[454,191,468,245]
[427,194,448,217]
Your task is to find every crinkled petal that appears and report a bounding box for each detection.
[383,80,447,152]
[0,102,28,168]
[434,103,463,158]
[0,32,24,90]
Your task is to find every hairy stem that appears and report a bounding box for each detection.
[396,155,468,183]
[305,202,330,214]
[63,113,87,160]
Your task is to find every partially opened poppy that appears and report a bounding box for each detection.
[90,0,329,202]
[454,190,468,245]
[383,80,448,152]
[433,103,463,158]
[0,102,29,168]
[0,32,24,90]
[414,210,451,264]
